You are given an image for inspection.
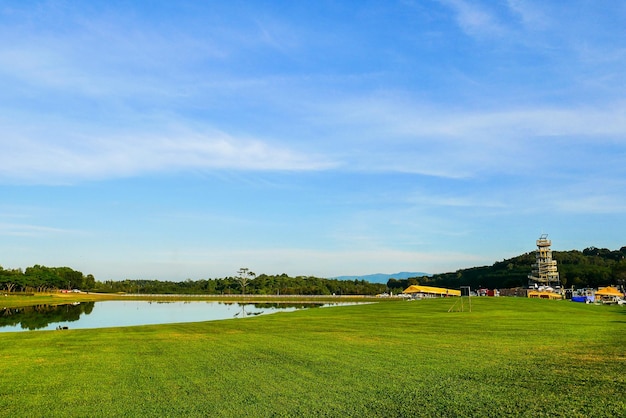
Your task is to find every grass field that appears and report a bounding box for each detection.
[0,297,624,417]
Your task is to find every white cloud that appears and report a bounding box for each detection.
[0,124,336,184]
[332,95,626,139]
[315,94,626,178]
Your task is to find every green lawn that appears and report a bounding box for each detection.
[0,297,624,417]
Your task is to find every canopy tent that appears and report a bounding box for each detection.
[595,286,624,304]
[403,285,461,297]
[595,286,623,297]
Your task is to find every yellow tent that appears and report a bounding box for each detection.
[595,286,624,304]
[402,285,461,297]
[595,286,623,297]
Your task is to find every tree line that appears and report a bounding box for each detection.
[0,265,387,296]
[3,245,625,295]
[96,273,387,296]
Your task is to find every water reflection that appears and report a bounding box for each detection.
[233,302,324,318]
[0,302,95,331]
[0,301,334,332]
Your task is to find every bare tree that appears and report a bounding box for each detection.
[236,268,256,295]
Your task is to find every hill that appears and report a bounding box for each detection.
[386,246,626,291]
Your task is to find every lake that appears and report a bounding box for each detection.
[0,300,346,332]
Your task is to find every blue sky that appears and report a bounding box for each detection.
[1,1,625,280]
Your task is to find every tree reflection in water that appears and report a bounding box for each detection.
[0,301,346,331]
[0,302,95,330]
[233,302,325,318]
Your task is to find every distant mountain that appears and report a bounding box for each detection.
[332,272,430,284]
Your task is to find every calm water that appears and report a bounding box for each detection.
[0,300,338,332]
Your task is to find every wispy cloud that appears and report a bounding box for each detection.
[537,178,626,214]
[406,190,506,209]
[553,195,626,215]
[0,222,76,237]
[0,122,336,184]
[437,0,505,37]
[315,94,626,178]
[0,4,336,185]
[506,0,549,30]
[252,16,300,53]
[0,3,293,106]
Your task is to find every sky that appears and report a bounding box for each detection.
[1,1,625,281]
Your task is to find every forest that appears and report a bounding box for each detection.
[2,246,625,295]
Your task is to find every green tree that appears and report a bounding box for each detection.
[612,260,626,289]
[0,267,24,293]
[84,274,96,290]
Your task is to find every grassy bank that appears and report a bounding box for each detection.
[0,292,379,308]
[0,297,624,417]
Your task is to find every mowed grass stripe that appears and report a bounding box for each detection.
[0,298,624,417]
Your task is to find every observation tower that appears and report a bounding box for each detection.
[528,234,560,290]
